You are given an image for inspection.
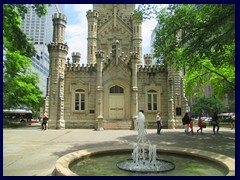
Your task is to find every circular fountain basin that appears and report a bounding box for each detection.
[54,145,235,176]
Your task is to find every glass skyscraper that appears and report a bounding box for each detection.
[21,4,65,95]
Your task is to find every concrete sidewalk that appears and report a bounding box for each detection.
[3,126,235,176]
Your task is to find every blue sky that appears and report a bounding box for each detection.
[64,4,160,64]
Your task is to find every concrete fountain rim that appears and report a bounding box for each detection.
[54,145,235,176]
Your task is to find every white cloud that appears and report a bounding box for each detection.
[66,24,88,64]
[65,4,157,64]
[65,4,92,64]
[142,19,158,55]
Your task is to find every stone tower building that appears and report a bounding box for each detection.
[45,4,188,130]
[45,13,68,129]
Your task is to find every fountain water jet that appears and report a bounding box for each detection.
[116,112,175,173]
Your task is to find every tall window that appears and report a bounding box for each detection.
[75,89,85,111]
[147,90,157,111]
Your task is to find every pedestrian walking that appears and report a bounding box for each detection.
[212,112,219,134]
[189,118,194,135]
[156,112,162,134]
[42,112,48,130]
[182,112,191,134]
[197,115,207,134]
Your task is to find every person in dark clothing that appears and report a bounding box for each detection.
[182,112,191,134]
[212,112,219,134]
[42,112,48,130]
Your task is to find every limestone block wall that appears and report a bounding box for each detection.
[137,67,169,128]
[62,62,184,129]
[64,66,97,128]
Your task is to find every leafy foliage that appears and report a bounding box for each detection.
[137,4,162,20]
[191,97,224,116]
[3,4,48,111]
[132,9,143,23]
[151,4,235,100]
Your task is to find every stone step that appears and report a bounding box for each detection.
[103,120,132,130]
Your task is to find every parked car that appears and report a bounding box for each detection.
[201,117,207,120]
[218,113,233,122]
[31,119,39,123]
[201,117,212,126]
[205,117,212,121]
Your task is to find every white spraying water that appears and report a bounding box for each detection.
[117,112,175,172]
[132,112,157,168]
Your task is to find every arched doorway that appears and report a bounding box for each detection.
[109,85,124,119]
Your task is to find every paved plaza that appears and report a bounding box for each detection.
[3,125,235,176]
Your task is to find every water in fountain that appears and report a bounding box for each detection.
[117,112,175,173]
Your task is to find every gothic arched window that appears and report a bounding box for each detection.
[110,85,124,93]
[75,89,85,111]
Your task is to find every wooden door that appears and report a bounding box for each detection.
[109,94,124,119]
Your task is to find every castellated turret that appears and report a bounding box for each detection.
[45,12,68,129]
[48,12,68,75]
[144,54,153,65]
[72,52,81,65]
[86,10,99,64]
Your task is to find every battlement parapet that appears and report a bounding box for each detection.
[144,53,153,59]
[52,13,67,22]
[71,52,81,64]
[72,52,81,57]
[144,53,153,65]
[48,42,68,52]
[86,10,99,19]
[65,63,96,72]
[95,50,104,58]
[138,64,166,72]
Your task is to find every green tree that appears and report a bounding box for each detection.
[3,4,48,111]
[191,97,224,116]
[137,4,163,20]
[150,4,235,99]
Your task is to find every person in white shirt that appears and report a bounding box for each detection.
[156,112,162,134]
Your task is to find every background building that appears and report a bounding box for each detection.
[21,4,65,96]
